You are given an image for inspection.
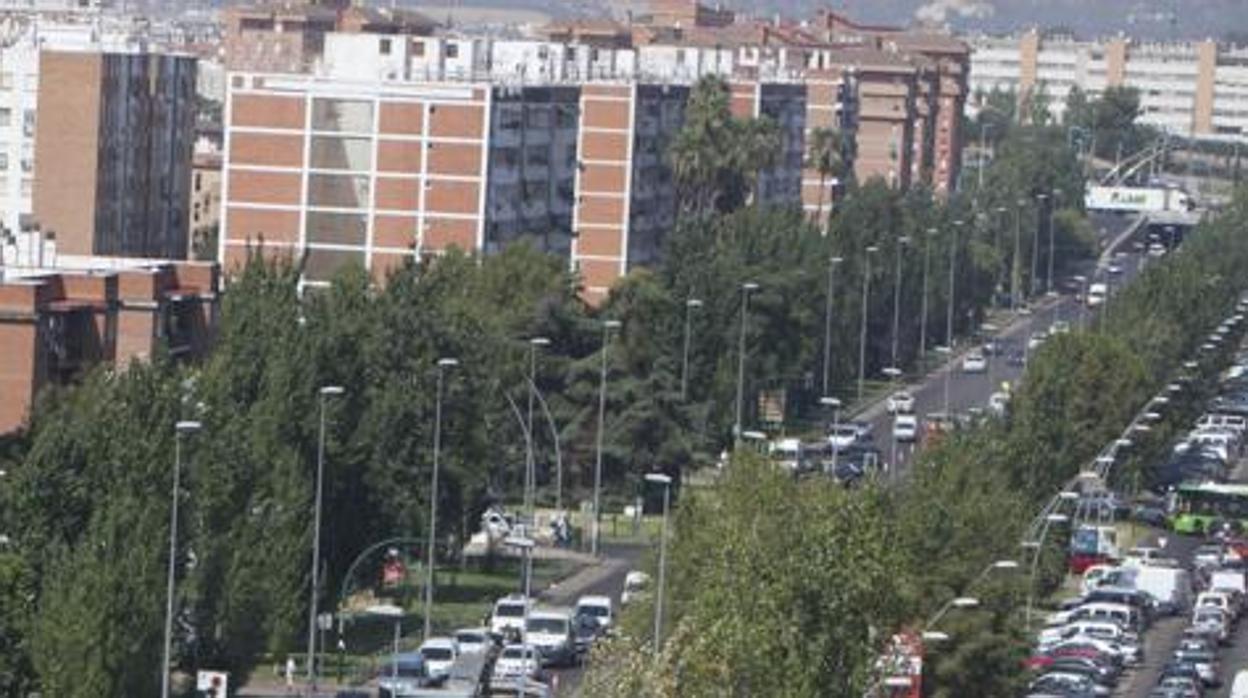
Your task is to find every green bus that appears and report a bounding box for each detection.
[1170,482,1248,534]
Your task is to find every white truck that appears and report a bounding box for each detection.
[1105,564,1194,615]
[1085,185,1193,214]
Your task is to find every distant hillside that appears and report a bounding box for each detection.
[438,0,1248,42]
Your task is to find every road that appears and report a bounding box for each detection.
[861,212,1150,475]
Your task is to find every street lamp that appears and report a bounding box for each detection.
[422,359,457,641]
[591,319,622,557]
[945,221,963,365]
[644,473,673,656]
[1033,193,1048,298]
[1012,199,1025,310]
[994,206,1008,305]
[1047,189,1062,295]
[734,282,760,442]
[680,299,702,402]
[821,257,844,397]
[307,385,344,688]
[525,338,549,520]
[1026,512,1070,631]
[162,419,201,698]
[858,247,879,402]
[890,236,910,369]
[920,228,937,367]
[935,345,953,415]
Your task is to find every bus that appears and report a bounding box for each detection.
[1170,482,1248,535]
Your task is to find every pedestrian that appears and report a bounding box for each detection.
[285,656,296,693]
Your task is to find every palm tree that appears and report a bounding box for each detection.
[806,127,852,232]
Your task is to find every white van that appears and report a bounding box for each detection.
[1198,413,1247,434]
[1230,669,1248,698]
[1087,282,1108,307]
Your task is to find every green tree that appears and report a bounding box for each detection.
[807,126,854,227]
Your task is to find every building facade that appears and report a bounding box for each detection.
[969,31,1248,141]
[33,48,197,259]
[0,258,218,433]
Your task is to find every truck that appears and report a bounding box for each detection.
[1102,564,1194,615]
[1085,185,1193,214]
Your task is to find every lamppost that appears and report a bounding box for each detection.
[525,338,549,519]
[645,473,673,656]
[422,359,457,641]
[821,257,844,397]
[306,386,344,690]
[890,237,911,370]
[734,282,760,442]
[161,419,201,698]
[680,299,702,402]
[858,246,879,402]
[591,319,622,557]
[944,220,963,365]
[1033,193,1048,298]
[919,228,937,368]
[994,206,1008,306]
[1025,497,1076,631]
[1012,198,1025,310]
[1047,189,1061,295]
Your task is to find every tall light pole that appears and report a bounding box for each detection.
[919,229,936,368]
[821,257,844,397]
[734,282,760,442]
[858,246,879,402]
[680,298,702,401]
[525,338,549,520]
[1047,189,1061,295]
[890,236,910,369]
[645,473,673,656]
[1033,193,1048,299]
[945,221,962,355]
[1012,199,1025,310]
[162,419,201,698]
[306,386,344,690]
[591,319,621,557]
[994,206,1008,306]
[422,359,457,641]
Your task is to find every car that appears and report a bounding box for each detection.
[1028,332,1049,351]
[525,609,577,667]
[621,570,651,606]
[377,653,433,697]
[1029,671,1110,697]
[1051,320,1072,335]
[1106,263,1124,275]
[1007,349,1027,367]
[1087,283,1109,307]
[1149,243,1168,257]
[574,595,614,631]
[962,352,988,373]
[491,643,541,682]
[893,413,919,443]
[490,595,533,637]
[572,610,602,655]
[988,391,1011,416]
[827,424,861,450]
[1155,675,1202,698]
[1172,648,1220,686]
[418,637,459,682]
[453,627,491,655]
[887,391,915,414]
[1190,606,1230,644]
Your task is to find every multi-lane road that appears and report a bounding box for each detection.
[861,212,1149,474]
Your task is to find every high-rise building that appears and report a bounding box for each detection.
[32,48,197,259]
[969,31,1248,141]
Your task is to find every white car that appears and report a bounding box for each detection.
[1050,320,1071,335]
[1149,243,1167,257]
[453,627,491,655]
[490,595,533,637]
[961,352,987,373]
[887,391,915,414]
[621,570,651,606]
[988,391,1010,416]
[827,424,860,450]
[893,414,918,443]
[491,643,541,682]
[418,637,459,681]
[575,595,614,631]
[1027,331,1048,350]
[525,610,576,667]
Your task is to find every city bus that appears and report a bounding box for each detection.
[1170,482,1248,535]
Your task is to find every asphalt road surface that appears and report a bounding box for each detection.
[864,212,1150,475]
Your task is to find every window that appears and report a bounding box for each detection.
[306,211,367,245]
[194,172,202,191]
[304,247,364,283]
[676,49,686,65]
[0,153,8,170]
[309,136,374,171]
[306,173,370,208]
[311,98,374,133]
[0,108,10,127]
[445,43,459,59]
[379,38,392,55]
[412,40,426,57]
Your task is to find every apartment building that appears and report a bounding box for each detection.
[33,48,197,259]
[969,31,1248,141]
[0,257,218,433]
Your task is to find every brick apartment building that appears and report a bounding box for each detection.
[0,259,219,433]
[32,49,198,260]
[219,0,968,300]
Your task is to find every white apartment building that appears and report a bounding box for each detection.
[969,31,1248,142]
